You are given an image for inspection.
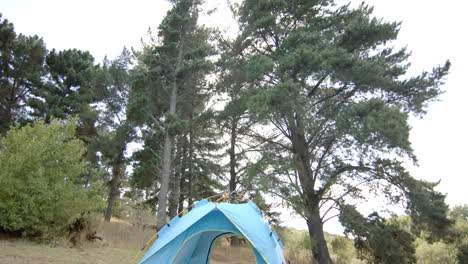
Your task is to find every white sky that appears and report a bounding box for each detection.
[2,0,467,233]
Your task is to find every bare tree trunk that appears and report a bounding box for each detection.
[229,117,238,193]
[187,123,194,210]
[307,206,332,264]
[0,101,14,134]
[169,141,183,219]
[105,155,123,222]
[177,139,189,215]
[156,35,185,230]
[155,105,175,229]
[187,96,195,210]
[178,183,185,215]
[289,114,332,264]
[229,117,240,247]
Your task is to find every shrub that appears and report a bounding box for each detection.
[0,119,102,239]
[331,236,355,263]
[415,239,458,264]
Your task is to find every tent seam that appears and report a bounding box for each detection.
[205,232,235,264]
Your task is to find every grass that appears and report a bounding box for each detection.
[0,237,259,264]
[0,218,264,264]
[95,218,155,250]
[210,238,256,264]
[0,239,135,264]
[0,218,152,264]
[0,217,354,264]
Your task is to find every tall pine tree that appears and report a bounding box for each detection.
[128,0,212,230]
[94,49,134,222]
[0,14,46,134]
[234,1,452,263]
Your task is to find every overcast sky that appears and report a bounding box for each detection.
[2,0,467,233]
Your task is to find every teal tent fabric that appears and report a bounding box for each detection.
[138,200,287,264]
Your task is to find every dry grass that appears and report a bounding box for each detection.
[283,250,364,264]
[210,238,256,264]
[284,249,316,264]
[0,239,135,264]
[95,218,155,250]
[0,218,263,264]
[0,218,154,264]
[0,218,359,264]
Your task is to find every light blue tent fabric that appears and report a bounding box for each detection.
[139,200,287,264]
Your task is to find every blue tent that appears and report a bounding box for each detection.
[138,199,287,264]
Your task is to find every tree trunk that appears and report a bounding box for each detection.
[0,101,14,134]
[187,101,194,211]
[156,34,185,230]
[178,183,185,215]
[105,158,122,222]
[168,170,178,219]
[229,117,240,247]
[156,112,176,230]
[307,206,332,264]
[169,141,183,219]
[229,117,238,193]
[289,114,332,264]
[177,139,189,215]
[187,130,194,210]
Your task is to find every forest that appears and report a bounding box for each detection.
[0,0,467,264]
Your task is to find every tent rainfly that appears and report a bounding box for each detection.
[138,199,287,264]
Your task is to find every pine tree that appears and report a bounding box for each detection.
[28,48,104,153]
[216,37,252,197]
[0,14,46,134]
[94,49,134,222]
[128,0,213,230]
[234,1,452,263]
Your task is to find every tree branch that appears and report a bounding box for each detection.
[307,75,328,98]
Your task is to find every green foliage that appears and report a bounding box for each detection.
[450,206,468,264]
[0,14,47,134]
[0,119,104,238]
[128,1,218,222]
[277,227,357,262]
[232,0,452,262]
[331,236,355,263]
[451,205,468,221]
[408,185,453,242]
[340,206,416,264]
[28,48,103,156]
[0,6,458,264]
[415,239,458,264]
[277,227,313,252]
[29,49,100,120]
[457,243,468,264]
[336,99,411,152]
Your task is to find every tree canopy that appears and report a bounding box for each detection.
[0,2,458,263]
[231,0,451,263]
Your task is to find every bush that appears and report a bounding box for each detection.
[0,119,102,239]
[331,236,355,263]
[415,239,458,264]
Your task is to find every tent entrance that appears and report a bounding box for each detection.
[171,231,257,264]
[209,234,256,264]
